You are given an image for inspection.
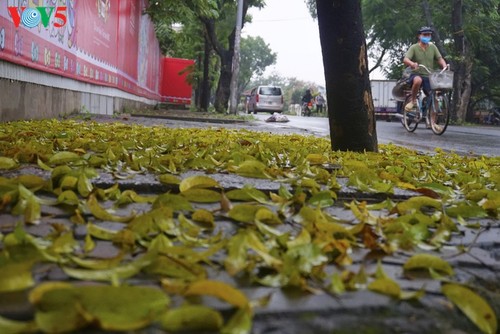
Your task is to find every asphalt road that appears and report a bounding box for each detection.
[252,113,500,156]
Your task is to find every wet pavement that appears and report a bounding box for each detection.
[0,112,499,334]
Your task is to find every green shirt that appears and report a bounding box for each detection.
[405,43,442,76]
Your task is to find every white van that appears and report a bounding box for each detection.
[248,86,284,114]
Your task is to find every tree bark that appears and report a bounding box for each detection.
[451,0,473,123]
[200,36,211,112]
[214,47,234,113]
[202,18,234,113]
[316,0,377,152]
[229,0,245,114]
[460,61,473,122]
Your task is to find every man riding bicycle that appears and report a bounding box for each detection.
[403,26,447,112]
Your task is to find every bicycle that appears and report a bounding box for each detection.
[401,65,453,135]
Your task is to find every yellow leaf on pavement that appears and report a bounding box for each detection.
[185,280,249,308]
[179,175,219,193]
[235,160,269,179]
[159,305,223,332]
[442,283,497,334]
[403,253,454,276]
[0,157,18,170]
[181,188,221,203]
[368,277,401,298]
[87,194,133,223]
[47,151,81,165]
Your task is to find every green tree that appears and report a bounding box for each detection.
[199,0,265,113]
[147,0,219,111]
[148,0,268,113]
[362,0,500,122]
[146,0,218,54]
[238,36,277,94]
[456,0,500,115]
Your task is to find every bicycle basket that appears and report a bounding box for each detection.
[429,70,454,90]
[392,78,410,101]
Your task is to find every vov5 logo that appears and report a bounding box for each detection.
[8,6,67,28]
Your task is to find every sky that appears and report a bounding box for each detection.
[242,0,325,85]
[242,0,385,86]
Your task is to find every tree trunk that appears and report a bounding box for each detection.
[460,60,473,122]
[214,49,233,112]
[229,0,245,115]
[195,53,202,109]
[200,36,211,112]
[202,1,251,113]
[316,0,377,152]
[451,0,473,123]
[422,0,447,57]
[201,18,234,113]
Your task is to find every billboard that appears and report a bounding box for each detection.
[0,0,162,100]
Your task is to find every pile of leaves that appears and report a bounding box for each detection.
[0,119,499,333]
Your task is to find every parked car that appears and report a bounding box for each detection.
[248,86,284,114]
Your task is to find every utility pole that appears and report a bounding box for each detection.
[228,0,244,114]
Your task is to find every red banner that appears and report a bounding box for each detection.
[75,0,118,67]
[0,0,162,100]
[117,1,139,81]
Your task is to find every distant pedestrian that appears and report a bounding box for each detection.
[245,96,250,114]
[315,93,325,114]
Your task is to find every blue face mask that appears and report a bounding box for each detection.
[421,36,431,44]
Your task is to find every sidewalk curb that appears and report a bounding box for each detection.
[131,112,249,124]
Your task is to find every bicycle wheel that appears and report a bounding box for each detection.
[402,95,419,132]
[429,91,450,135]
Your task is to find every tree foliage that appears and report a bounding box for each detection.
[239,36,277,93]
[200,0,266,112]
[362,0,500,120]
[146,0,218,54]
[147,0,273,113]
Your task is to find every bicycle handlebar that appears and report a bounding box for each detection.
[418,63,450,74]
